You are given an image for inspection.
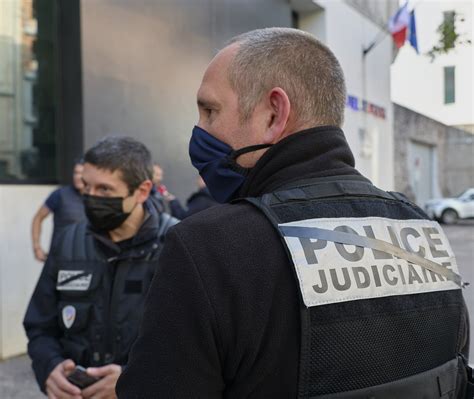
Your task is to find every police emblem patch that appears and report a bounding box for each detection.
[62,305,76,329]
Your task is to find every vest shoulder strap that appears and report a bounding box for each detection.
[261,178,402,208]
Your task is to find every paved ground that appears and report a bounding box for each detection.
[0,355,38,398]
[1,221,473,398]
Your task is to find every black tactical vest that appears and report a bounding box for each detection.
[51,186,86,245]
[53,213,176,367]
[242,176,472,399]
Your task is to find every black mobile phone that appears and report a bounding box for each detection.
[67,365,100,389]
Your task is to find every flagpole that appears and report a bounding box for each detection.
[363,29,388,57]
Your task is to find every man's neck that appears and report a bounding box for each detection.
[108,203,146,243]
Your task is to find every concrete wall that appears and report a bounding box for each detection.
[344,0,398,29]
[0,185,55,359]
[394,103,474,203]
[443,127,474,196]
[80,0,292,202]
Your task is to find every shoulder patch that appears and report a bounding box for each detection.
[57,270,92,291]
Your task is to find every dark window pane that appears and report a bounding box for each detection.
[444,66,455,104]
[0,0,58,183]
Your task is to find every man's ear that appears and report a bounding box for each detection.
[262,87,291,144]
[136,180,153,204]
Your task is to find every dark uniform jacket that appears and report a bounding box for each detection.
[117,127,469,398]
[169,187,218,219]
[23,200,177,392]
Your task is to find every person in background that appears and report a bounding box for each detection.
[24,136,178,399]
[31,161,86,262]
[149,163,167,213]
[167,176,218,219]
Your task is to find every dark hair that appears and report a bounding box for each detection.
[74,157,84,165]
[84,136,153,194]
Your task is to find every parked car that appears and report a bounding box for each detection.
[425,188,474,224]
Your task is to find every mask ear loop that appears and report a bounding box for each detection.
[227,143,273,176]
[230,143,273,160]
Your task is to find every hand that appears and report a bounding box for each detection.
[34,246,48,262]
[46,359,82,399]
[82,364,121,399]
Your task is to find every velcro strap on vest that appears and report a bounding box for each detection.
[268,181,396,204]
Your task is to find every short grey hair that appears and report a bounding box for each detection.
[227,27,346,127]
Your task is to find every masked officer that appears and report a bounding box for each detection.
[24,136,178,399]
[117,28,471,398]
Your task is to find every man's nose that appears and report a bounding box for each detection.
[87,187,98,196]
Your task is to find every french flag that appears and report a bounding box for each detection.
[409,9,419,53]
[388,3,410,49]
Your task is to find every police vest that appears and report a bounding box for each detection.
[54,212,176,367]
[242,177,473,399]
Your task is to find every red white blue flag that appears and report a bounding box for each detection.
[388,3,410,49]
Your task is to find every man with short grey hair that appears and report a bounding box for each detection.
[118,28,470,398]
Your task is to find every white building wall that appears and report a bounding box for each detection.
[298,0,395,190]
[391,0,473,128]
[0,186,55,359]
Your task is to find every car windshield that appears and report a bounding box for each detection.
[456,189,474,199]
[454,189,468,198]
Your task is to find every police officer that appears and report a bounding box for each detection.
[117,28,471,398]
[24,136,178,399]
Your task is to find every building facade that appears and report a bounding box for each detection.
[391,0,473,133]
[296,0,398,191]
[391,0,473,206]
[0,0,396,358]
[394,103,474,207]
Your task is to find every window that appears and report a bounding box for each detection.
[444,66,455,104]
[0,0,58,182]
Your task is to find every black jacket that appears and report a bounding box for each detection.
[117,127,469,398]
[48,185,86,245]
[169,187,218,219]
[23,200,177,392]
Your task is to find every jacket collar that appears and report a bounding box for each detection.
[238,126,361,198]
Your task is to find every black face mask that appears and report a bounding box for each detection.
[83,194,133,232]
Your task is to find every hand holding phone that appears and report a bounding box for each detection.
[45,359,82,398]
[67,365,100,389]
[81,364,122,398]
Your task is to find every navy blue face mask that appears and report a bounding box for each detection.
[189,125,272,203]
